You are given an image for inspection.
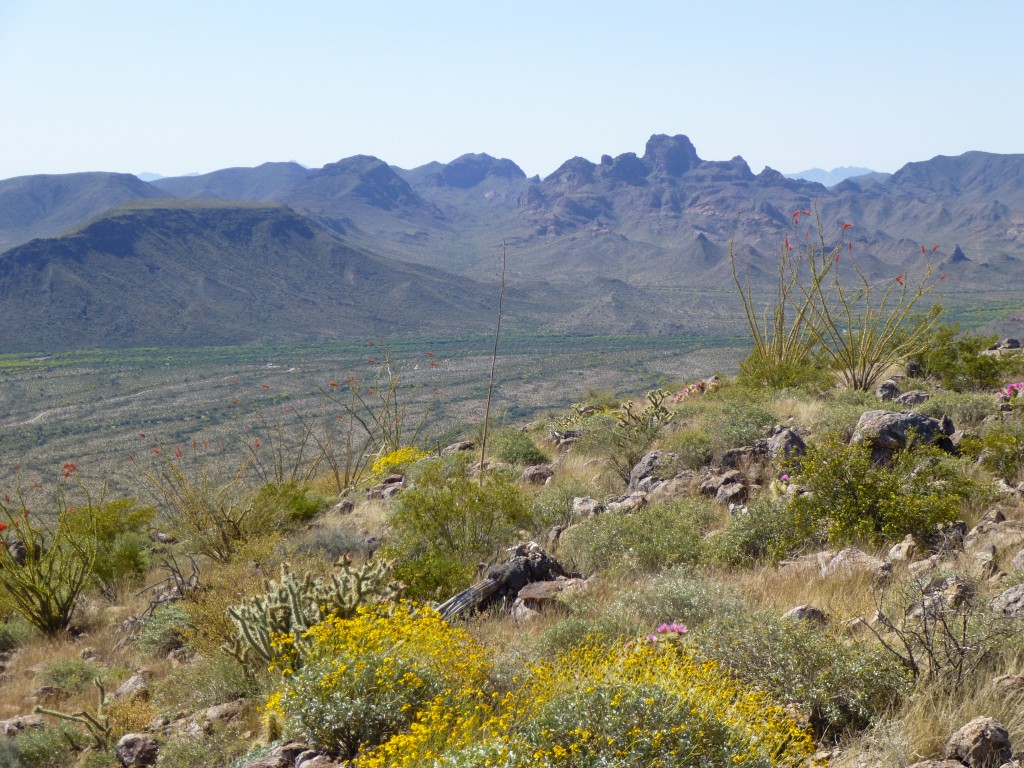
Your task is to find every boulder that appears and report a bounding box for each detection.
[606,491,647,513]
[895,390,932,407]
[111,671,151,702]
[767,428,806,460]
[718,442,769,470]
[907,761,971,768]
[851,410,954,461]
[716,482,747,505]
[571,497,603,518]
[115,733,159,767]
[992,674,1024,697]
[992,584,1024,618]
[1011,549,1024,573]
[944,717,1012,768]
[520,465,555,485]
[886,534,918,563]
[330,499,355,515]
[441,440,475,455]
[781,605,828,624]
[876,379,900,401]
[0,714,44,738]
[628,450,677,490]
[820,547,888,578]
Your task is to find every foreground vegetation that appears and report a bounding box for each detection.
[2,232,1024,766]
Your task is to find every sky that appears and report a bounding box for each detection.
[1,1,1022,182]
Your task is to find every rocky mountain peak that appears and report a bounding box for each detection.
[642,134,700,177]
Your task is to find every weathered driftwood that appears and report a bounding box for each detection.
[437,543,568,620]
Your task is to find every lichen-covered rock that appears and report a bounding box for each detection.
[628,450,677,489]
[781,605,828,624]
[992,584,1024,618]
[521,465,555,485]
[944,716,1012,768]
[767,428,806,460]
[115,733,159,767]
[851,410,954,461]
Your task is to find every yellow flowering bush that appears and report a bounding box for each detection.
[371,446,427,478]
[358,630,815,768]
[270,602,489,760]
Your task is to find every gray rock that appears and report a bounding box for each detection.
[716,482,747,505]
[781,605,828,624]
[821,547,887,578]
[571,497,603,518]
[1011,549,1024,573]
[520,465,555,485]
[886,535,917,563]
[0,714,44,738]
[944,716,1012,768]
[111,672,151,702]
[440,440,475,455]
[115,733,159,767]
[895,390,932,407]
[992,674,1024,696]
[628,450,677,490]
[767,428,806,460]
[992,584,1024,618]
[330,499,355,515]
[876,379,900,401]
[851,410,954,461]
[907,761,971,768]
[718,442,769,470]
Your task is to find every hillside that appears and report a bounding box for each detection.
[2,135,1024,351]
[0,201,501,351]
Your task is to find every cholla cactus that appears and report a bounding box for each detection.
[225,555,402,672]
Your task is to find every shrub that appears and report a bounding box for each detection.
[251,481,328,523]
[359,635,816,768]
[38,658,103,696]
[385,456,534,598]
[152,652,265,717]
[696,609,910,738]
[0,481,97,636]
[558,499,712,576]
[659,426,713,470]
[4,726,81,768]
[489,429,548,466]
[370,446,428,478]
[155,726,250,768]
[980,413,1024,482]
[63,498,156,598]
[787,436,978,547]
[531,476,594,529]
[708,496,810,565]
[917,390,998,429]
[137,602,190,657]
[0,615,32,653]
[270,603,488,760]
[908,324,1005,391]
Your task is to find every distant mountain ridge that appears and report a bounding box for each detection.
[786,167,878,186]
[2,135,1023,351]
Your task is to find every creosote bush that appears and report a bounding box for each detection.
[786,436,979,547]
[489,428,549,466]
[385,454,534,598]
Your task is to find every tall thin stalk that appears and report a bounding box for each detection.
[479,241,507,486]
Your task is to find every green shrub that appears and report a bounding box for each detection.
[156,726,250,768]
[697,609,910,738]
[908,324,1005,391]
[787,436,979,547]
[386,456,534,599]
[659,426,713,470]
[4,726,81,768]
[0,616,32,653]
[63,498,156,598]
[918,390,999,429]
[251,481,328,523]
[137,602,190,657]
[980,414,1024,482]
[708,496,811,565]
[611,568,747,630]
[558,499,712,576]
[813,388,895,440]
[530,476,594,529]
[153,652,265,717]
[489,429,548,466]
[38,658,103,696]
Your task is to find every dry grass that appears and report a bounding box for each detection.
[769,394,826,432]
[721,558,886,622]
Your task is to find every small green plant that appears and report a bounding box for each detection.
[489,429,548,466]
[63,498,156,599]
[907,323,1007,391]
[38,658,104,696]
[979,413,1024,482]
[137,602,190,656]
[0,614,32,653]
[559,499,712,575]
[3,725,82,768]
[709,496,810,565]
[0,477,97,636]
[225,555,401,673]
[251,481,327,523]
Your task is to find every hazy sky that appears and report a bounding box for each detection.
[1,1,1021,182]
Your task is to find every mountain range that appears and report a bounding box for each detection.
[1,134,1022,352]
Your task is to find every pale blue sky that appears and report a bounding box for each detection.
[1,1,1021,181]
